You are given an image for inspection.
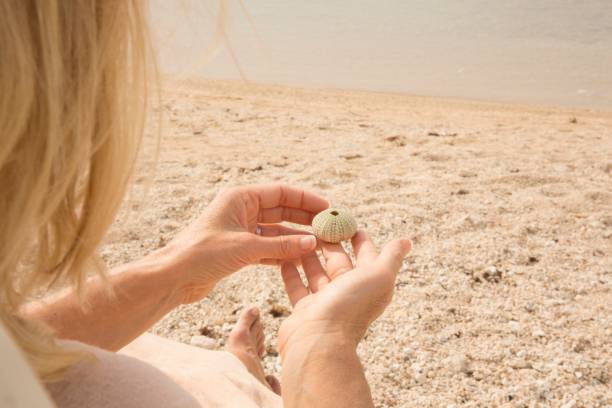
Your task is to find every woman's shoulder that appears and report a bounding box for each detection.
[46,340,200,408]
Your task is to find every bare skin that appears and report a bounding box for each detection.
[20,184,411,406]
[226,306,281,395]
[279,231,412,407]
[23,184,327,351]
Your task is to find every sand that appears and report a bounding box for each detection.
[102,78,611,407]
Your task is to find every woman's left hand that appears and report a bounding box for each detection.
[155,184,329,304]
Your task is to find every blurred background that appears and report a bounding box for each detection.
[150,0,612,108]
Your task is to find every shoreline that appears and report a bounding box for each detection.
[162,75,612,116]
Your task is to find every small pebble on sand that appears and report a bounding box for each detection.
[190,335,216,350]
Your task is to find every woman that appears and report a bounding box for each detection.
[0,1,411,407]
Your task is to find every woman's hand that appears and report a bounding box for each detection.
[277,231,412,355]
[277,231,411,407]
[156,184,329,304]
[24,184,328,351]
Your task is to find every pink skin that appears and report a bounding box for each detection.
[277,231,412,407]
[226,307,281,395]
[160,184,330,304]
[21,183,411,407]
[279,231,412,352]
[21,184,330,352]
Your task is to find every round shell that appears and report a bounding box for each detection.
[312,208,357,243]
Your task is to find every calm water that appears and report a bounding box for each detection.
[151,1,612,108]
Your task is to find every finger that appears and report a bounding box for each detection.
[280,263,309,307]
[257,224,321,253]
[248,184,329,212]
[321,242,353,280]
[352,230,378,267]
[256,223,312,238]
[376,239,412,276]
[250,234,317,260]
[258,207,316,225]
[260,257,301,266]
[301,252,330,292]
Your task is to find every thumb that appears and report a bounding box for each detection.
[376,238,412,274]
[249,234,317,260]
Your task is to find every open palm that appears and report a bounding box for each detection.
[278,231,412,355]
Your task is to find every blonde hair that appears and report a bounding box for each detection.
[0,0,153,380]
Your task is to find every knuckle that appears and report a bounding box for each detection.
[279,236,292,256]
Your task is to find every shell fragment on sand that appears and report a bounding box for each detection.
[312,208,358,243]
[190,335,216,349]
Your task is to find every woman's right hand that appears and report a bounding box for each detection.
[277,231,412,358]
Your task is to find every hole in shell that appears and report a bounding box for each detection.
[330,210,339,216]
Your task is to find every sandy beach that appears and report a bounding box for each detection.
[102,78,611,407]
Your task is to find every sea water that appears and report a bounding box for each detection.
[151,0,612,109]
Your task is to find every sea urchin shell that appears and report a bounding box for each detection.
[312,208,358,243]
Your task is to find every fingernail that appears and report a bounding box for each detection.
[299,235,316,250]
[401,239,413,252]
[250,307,259,317]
